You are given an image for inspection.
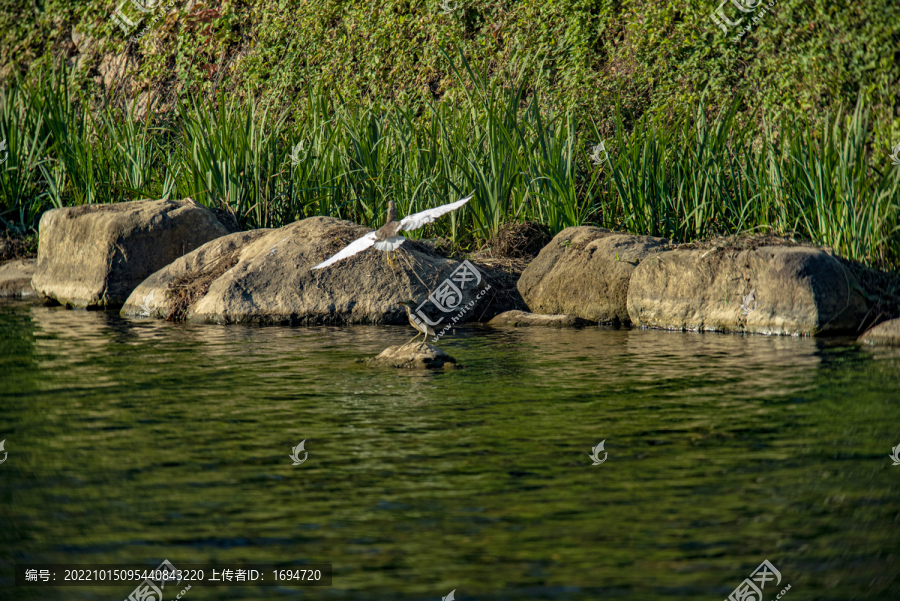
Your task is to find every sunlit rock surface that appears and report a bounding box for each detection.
[32,198,228,308]
[518,226,669,324]
[123,216,482,325]
[0,259,36,298]
[627,246,868,335]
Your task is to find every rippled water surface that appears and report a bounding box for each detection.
[1,299,899,601]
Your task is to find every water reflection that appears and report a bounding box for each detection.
[1,299,899,600]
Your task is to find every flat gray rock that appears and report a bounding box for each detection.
[0,259,36,298]
[517,226,669,323]
[32,198,228,308]
[626,246,868,335]
[366,343,458,369]
[488,310,590,327]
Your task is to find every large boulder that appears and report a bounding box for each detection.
[0,259,36,298]
[122,216,490,325]
[517,226,669,323]
[32,198,229,308]
[858,318,900,346]
[626,246,868,335]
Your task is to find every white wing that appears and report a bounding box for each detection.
[312,232,378,269]
[398,195,473,233]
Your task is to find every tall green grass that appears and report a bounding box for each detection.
[1,64,898,269]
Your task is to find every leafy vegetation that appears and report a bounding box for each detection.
[1,0,898,135]
[1,57,898,269]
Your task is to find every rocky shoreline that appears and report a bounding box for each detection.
[2,198,898,348]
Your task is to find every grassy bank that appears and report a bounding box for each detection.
[1,60,899,270]
[2,0,899,130]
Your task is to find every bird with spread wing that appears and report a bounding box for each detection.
[311,195,473,269]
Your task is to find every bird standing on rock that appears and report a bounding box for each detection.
[311,195,473,269]
[398,300,436,347]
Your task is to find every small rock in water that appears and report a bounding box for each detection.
[489,310,590,327]
[366,343,458,369]
[858,318,900,346]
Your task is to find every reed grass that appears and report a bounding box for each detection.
[1,62,897,270]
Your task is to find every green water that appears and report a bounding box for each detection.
[1,299,899,601]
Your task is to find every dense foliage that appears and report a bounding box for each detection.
[0,0,898,269]
[1,0,898,135]
[1,62,898,269]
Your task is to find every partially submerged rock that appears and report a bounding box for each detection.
[517,226,669,323]
[123,216,488,325]
[488,310,590,327]
[0,259,36,298]
[32,198,229,308]
[626,246,868,335]
[122,230,270,319]
[858,318,900,346]
[366,343,458,369]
